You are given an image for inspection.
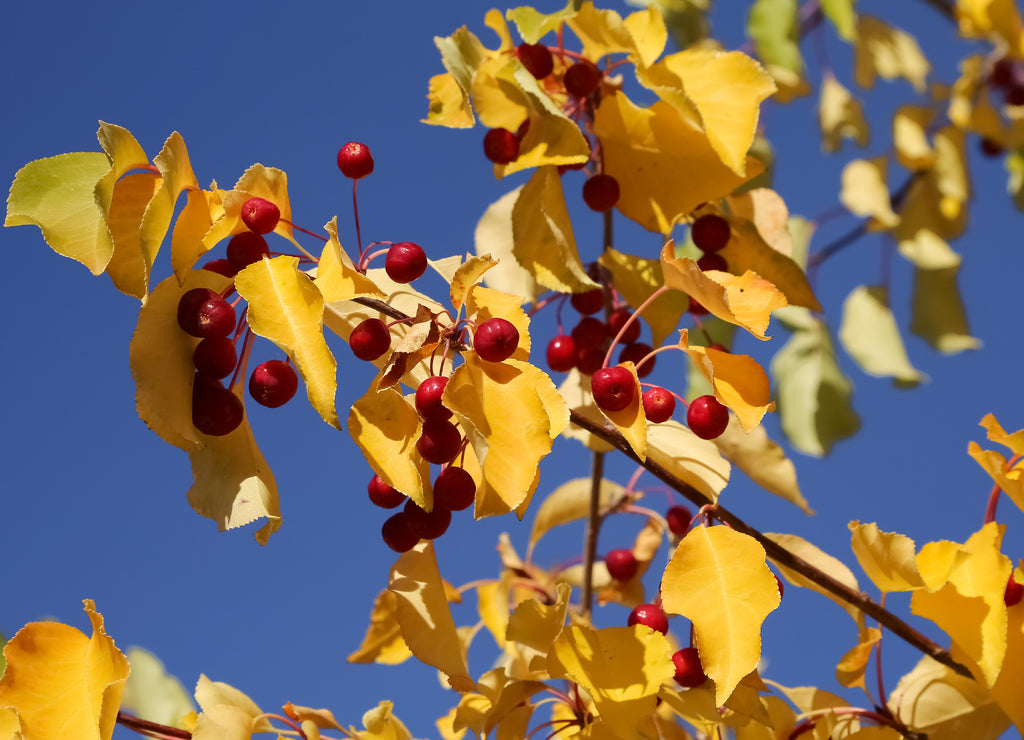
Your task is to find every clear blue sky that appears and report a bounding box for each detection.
[2,1,1022,736]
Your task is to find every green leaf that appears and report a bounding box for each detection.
[747,0,804,75]
[507,1,578,43]
[839,285,925,387]
[821,0,857,40]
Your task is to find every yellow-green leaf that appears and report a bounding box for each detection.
[822,0,857,40]
[679,330,774,431]
[819,75,870,152]
[747,0,804,76]
[910,261,981,354]
[121,647,196,729]
[849,521,925,592]
[474,187,542,306]
[529,478,624,554]
[839,157,898,229]
[839,285,925,387]
[507,2,577,44]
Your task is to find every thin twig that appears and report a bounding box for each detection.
[580,451,606,619]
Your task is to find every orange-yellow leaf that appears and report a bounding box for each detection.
[314,219,386,302]
[192,675,274,740]
[819,74,870,152]
[202,165,301,251]
[765,532,865,626]
[849,521,925,592]
[141,132,200,284]
[451,255,499,313]
[349,590,413,666]
[171,188,216,282]
[0,600,129,740]
[854,16,930,93]
[505,582,572,671]
[836,627,882,689]
[474,187,542,306]
[983,564,1024,733]
[104,171,162,299]
[646,421,731,503]
[598,247,690,346]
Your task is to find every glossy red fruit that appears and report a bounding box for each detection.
[1006,81,1024,106]
[688,395,729,439]
[628,603,669,634]
[202,258,236,277]
[385,242,427,283]
[572,316,607,350]
[665,505,692,537]
[980,137,1005,157]
[434,466,476,511]
[475,318,520,362]
[576,346,605,376]
[591,366,636,412]
[1006,574,1023,606]
[607,308,640,345]
[177,288,237,339]
[582,174,620,212]
[349,318,391,361]
[571,289,604,315]
[417,418,462,464]
[618,343,654,378]
[605,548,638,581]
[546,335,577,373]
[991,57,1015,88]
[642,386,675,423]
[249,360,299,408]
[337,142,374,179]
[688,296,710,316]
[193,337,237,379]
[403,499,452,540]
[691,214,731,253]
[368,475,406,509]
[415,376,451,420]
[227,232,270,272]
[381,512,420,553]
[697,253,728,272]
[672,647,707,688]
[240,197,280,234]
[483,128,520,164]
[192,379,244,436]
[564,61,602,98]
[517,42,554,79]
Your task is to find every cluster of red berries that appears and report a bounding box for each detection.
[977,58,1024,157]
[546,289,653,376]
[688,214,732,315]
[624,601,706,687]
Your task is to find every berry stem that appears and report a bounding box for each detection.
[600,285,668,368]
[257,713,307,739]
[983,453,1020,524]
[279,218,328,244]
[229,326,255,391]
[352,180,365,261]
[621,503,671,535]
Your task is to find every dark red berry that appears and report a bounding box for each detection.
[385,242,428,284]
[628,603,669,634]
[1006,82,1024,106]
[417,418,462,465]
[193,337,237,379]
[433,466,476,512]
[546,335,577,372]
[672,647,707,688]
[350,318,391,361]
[618,343,654,378]
[666,505,692,537]
[202,258,236,277]
[991,57,1016,88]
[591,366,636,412]
[516,118,530,141]
[688,395,729,439]
[483,128,520,165]
[248,360,299,408]
[697,253,728,272]
[691,214,731,253]
[192,379,244,436]
[980,137,1005,157]
[607,308,640,345]
[582,174,620,212]
[415,376,451,420]
[708,343,728,353]
[240,197,280,234]
[403,498,452,540]
[177,288,236,339]
[517,42,554,79]
[338,142,374,179]
[605,548,638,581]
[227,232,270,272]
[475,318,520,362]
[381,512,420,553]
[576,347,604,375]
[689,297,710,316]
[571,317,607,350]
[564,61,602,98]
[642,386,675,423]
[1006,573,1023,607]
[571,289,604,315]
[368,475,406,509]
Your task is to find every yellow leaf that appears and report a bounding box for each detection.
[285,703,344,731]
[839,157,899,229]
[314,219,387,302]
[916,540,971,591]
[565,3,666,65]
[910,259,980,354]
[142,132,200,282]
[559,370,616,453]
[599,248,690,347]
[477,577,512,648]
[893,105,936,170]
[424,72,475,128]
[839,286,926,387]
[956,0,1024,54]
[764,532,865,626]
[854,15,930,93]
[202,165,301,251]
[984,568,1024,733]
[171,188,216,282]
[104,171,162,299]
[451,255,499,314]
[474,187,542,306]
[849,521,925,592]
[121,647,196,729]
[192,675,273,740]
[506,3,577,44]
[529,478,624,554]
[662,526,781,704]
[454,669,547,739]
[234,255,339,428]
[506,582,572,670]
[353,700,414,740]
[389,541,475,692]
[596,361,647,461]
[348,590,413,665]
[646,421,731,503]
[933,125,971,215]
[819,74,870,152]
[836,627,881,690]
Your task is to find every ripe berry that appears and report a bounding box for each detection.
[666,505,692,537]
[381,512,420,553]
[607,308,640,345]
[672,647,707,688]
[591,366,636,412]
[177,288,237,339]
[192,380,244,436]
[582,174,620,212]
[991,57,1015,88]
[517,42,554,79]
[417,418,462,465]
[337,142,374,179]
[1006,573,1023,607]
[226,232,270,272]
[564,61,602,98]
[628,603,669,634]
[691,214,731,253]
[240,197,280,234]
[571,289,604,315]
[980,137,1005,157]
[202,258,236,277]
[642,386,675,423]
[689,297,710,316]
[475,318,520,362]
[403,499,452,540]
[248,360,299,408]
[483,128,520,165]
[697,253,727,272]
[385,242,428,284]
[605,548,638,581]
[368,475,406,509]
[415,376,451,420]
[618,343,654,378]
[576,346,605,376]
[349,318,391,361]
[433,466,476,511]
[193,337,237,379]
[1007,80,1024,106]
[687,395,729,440]
[571,317,607,350]
[546,335,577,372]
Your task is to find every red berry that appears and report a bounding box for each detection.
[618,343,654,378]
[433,466,476,512]
[571,289,604,315]
[517,42,554,79]
[576,346,605,376]
[226,232,270,272]
[642,386,675,423]
[1006,82,1024,106]
[403,499,452,540]
[628,603,669,634]
[775,574,785,599]
[338,142,374,179]
[691,214,731,253]
[666,505,691,537]
[248,360,299,408]
[240,197,280,234]
[475,318,520,362]
[193,337,237,379]
[368,475,406,509]
[689,296,710,316]
[582,174,620,212]
[483,128,520,165]
[417,418,462,465]
[546,335,577,372]
[605,548,638,581]
[385,242,427,284]
[564,61,602,98]
[572,316,607,350]
[980,137,1005,157]
[202,258,236,277]
[350,318,391,361]
[991,57,1015,88]
[516,118,530,141]
[177,288,237,339]
[415,376,451,420]
[381,512,420,553]
[1006,573,1023,607]
[708,343,728,353]
[607,308,640,345]
[697,253,727,272]
[672,647,707,688]
[688,395,729,439]
[591,366,636,412]
[192,379,244,436]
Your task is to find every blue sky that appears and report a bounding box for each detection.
[2,0,1023,737]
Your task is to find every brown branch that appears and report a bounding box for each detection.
[567,410,972,678]
[117,711,192,739]
[580,451,606,619]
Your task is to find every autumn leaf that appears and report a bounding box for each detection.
[854,15,930,93]
[839,157,899,229]
[141,132,200,287]
[747,0,804,77]
[819,74,870,152]
[314,219,387,302]
[849,521,925,592]
[191,675,274,740]
[764,532,865,626]
[505,582,572,671]
[836,627,882,690]
[201,164,301,252]
[599,248,690,347]
[349,590,413,666]
[104,171,162,299]
[839,285,926,387]
[121,647,196,729]
[564,3,667,66]
[968,414,1024,517]
[474,187,542,306]
[528,478,625,555]
[646,421,731,503]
